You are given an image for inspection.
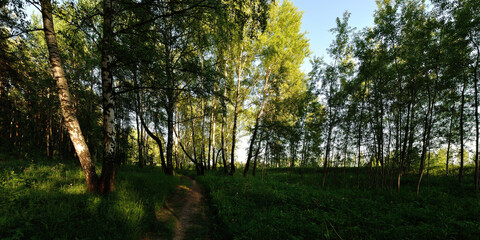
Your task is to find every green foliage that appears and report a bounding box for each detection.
[0,161,179,239]
[196,169,480,240]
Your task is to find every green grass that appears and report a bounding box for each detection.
[192,168,480,240]
[0,160,179,240]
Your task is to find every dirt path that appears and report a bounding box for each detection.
[144,176,207,240]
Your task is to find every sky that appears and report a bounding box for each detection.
[293,0,378,73]
[237,1,379,161]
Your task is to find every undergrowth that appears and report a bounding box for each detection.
[193,168,480,240]
[0,160,179,240]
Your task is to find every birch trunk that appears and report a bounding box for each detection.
[99,0,116,193]
[40,0,99,193]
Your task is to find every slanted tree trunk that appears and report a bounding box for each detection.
[417,51,440,194]
[140,116,167,173]
[40,0,99,193]
[244,73,269,176]
[416,85,435,194]
[252,130,264,177]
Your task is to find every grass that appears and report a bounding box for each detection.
[190,167,480,240]
[0,160,179,240]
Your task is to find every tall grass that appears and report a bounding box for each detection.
[0,160,179,239]
[194,168,480,240]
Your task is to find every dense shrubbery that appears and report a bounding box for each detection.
[0,161,179,239]
[196,168,480,240]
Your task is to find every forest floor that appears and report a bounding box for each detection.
[144,175,210,240]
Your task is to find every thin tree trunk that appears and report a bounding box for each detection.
[398,100,411,192]
[140,116,167,173]
[244,73,269,176]
[174,109,179,170]
[134,69,143,168]
[357,84,366,186]
[459,73,466,184]
[208,97,216,170]
[417,56,439,195]
[252,129,264,177]
[190,100,202,175]
[221,72,228,174]
[446,106,454,176]
[40,0,99,193]
[472,38,479,191]
[230,59,243,176]
[322,107,333,187]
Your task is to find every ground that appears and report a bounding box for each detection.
[144,176,209,240]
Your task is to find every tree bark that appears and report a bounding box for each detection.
[98,0,117,193]
[322,107,333,187]
[40,0,99,193]
[140,116,167,173]
[244,73,269,176]
[472,37,479,191]
[446,108,453,177]
[252,130,264,177]
[230,60,243,176]
[459,73,466,184]
[221,71,228,174]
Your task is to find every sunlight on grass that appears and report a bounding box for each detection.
[0,161,179,239]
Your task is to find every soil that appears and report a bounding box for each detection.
[144,175,207,240]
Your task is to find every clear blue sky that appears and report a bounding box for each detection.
[292,0,378,73]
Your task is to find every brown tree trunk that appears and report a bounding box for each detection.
[40,0,99,193]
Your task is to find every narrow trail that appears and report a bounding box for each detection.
[144,175,208,240]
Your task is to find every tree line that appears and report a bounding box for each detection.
[1,0,479,194]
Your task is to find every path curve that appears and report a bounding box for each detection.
[145,175,206,240]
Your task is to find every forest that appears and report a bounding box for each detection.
[1,0,479,239]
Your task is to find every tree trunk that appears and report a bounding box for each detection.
[472,38,479,191]
[446,106,454,176]
[230,62,243,176]
[459,74,466,184]
[244,75,268,176]
[322,107,333,187]
[252,130,264,177]
[40,0,99,193]
[140,116,167,173]
[208,96,216,170]
[221,72,228,174]
[98,0,117,194]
